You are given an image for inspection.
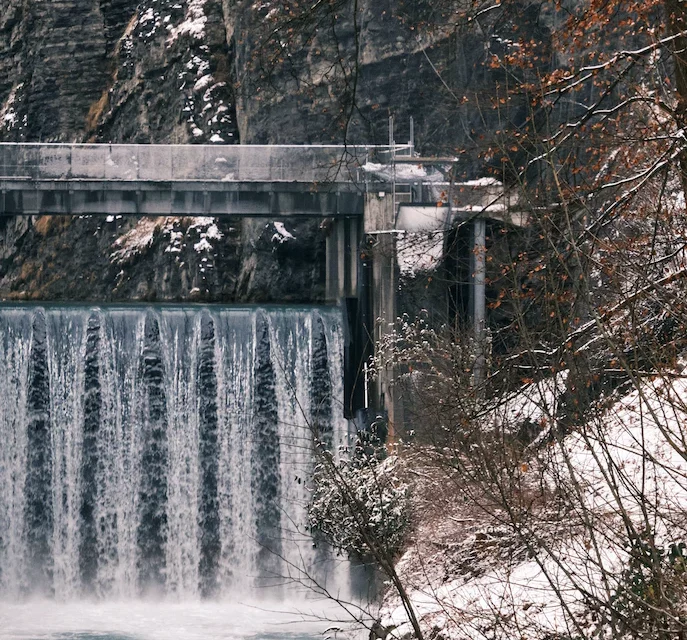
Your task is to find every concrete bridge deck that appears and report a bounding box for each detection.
[0,144,376,217]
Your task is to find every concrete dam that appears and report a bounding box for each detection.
[0,143,519,603]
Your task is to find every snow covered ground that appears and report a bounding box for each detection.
[379,373,687,639]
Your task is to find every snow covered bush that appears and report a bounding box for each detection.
[307,453,410,559]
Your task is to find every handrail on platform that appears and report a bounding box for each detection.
[0,144,407,184]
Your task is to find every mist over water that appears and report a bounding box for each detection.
[0,598,356,640]
[0,305,354,639]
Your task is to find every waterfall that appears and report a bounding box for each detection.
[0,305,350,601]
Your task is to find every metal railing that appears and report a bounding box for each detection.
[0,144,400,183]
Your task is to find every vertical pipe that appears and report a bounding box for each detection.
[348,217,359,296]
[363,361,369,409]
[472,218,487,384]
[359,238,373,415]
[337,219,346,300]
[325,223,337,302]
[409,117,415,155]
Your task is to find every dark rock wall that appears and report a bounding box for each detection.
[0,0,117,142]
[0,214,323,303]
[92,0,238,144]
[0,0,237,144]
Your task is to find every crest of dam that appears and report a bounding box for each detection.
[0,304,350,600]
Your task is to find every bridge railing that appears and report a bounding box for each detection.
[0,144,389,183]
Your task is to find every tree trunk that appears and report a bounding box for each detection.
[664,0,687,195]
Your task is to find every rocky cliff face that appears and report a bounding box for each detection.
[232,0,552,169]
[232,0,464,147]
[0,0,237,145]
[0,214,324,302]
[0,0,545,302]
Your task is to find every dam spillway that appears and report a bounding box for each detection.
[0,305,348,600]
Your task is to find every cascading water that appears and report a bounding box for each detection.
[0,305,351,604]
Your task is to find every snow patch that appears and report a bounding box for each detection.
[167,0,207,43]
[194,238,213,252]
[164,229,185,253]
[271,221,296,244]
[397,231,445,277]
[382,373,687,640]
[187,217,217,232]
[1,83,24,132]
[363,162,448,182]
[139,7,155,24]
[110,217,175,264]
[490,372,568,435]
[193,74,213,93]
[190,218,221,252]
[204,223,222,240]
[111,217,222,261]
[461,178,502,188]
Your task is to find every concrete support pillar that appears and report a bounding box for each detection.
[364,192,401,437]
[325,222,336,301]
[325,218,360,302]
[348,217,358,296]
[337,218,347,297]
[472,217,487,384]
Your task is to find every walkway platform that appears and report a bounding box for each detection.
[0,144,374,217]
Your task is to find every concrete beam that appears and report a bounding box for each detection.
[0,143,375,184]
[0,180,365,217]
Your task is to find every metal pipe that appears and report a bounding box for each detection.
[472,217,487,384]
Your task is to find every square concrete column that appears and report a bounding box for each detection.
[325,218,360,302]
[364,192,402,436]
